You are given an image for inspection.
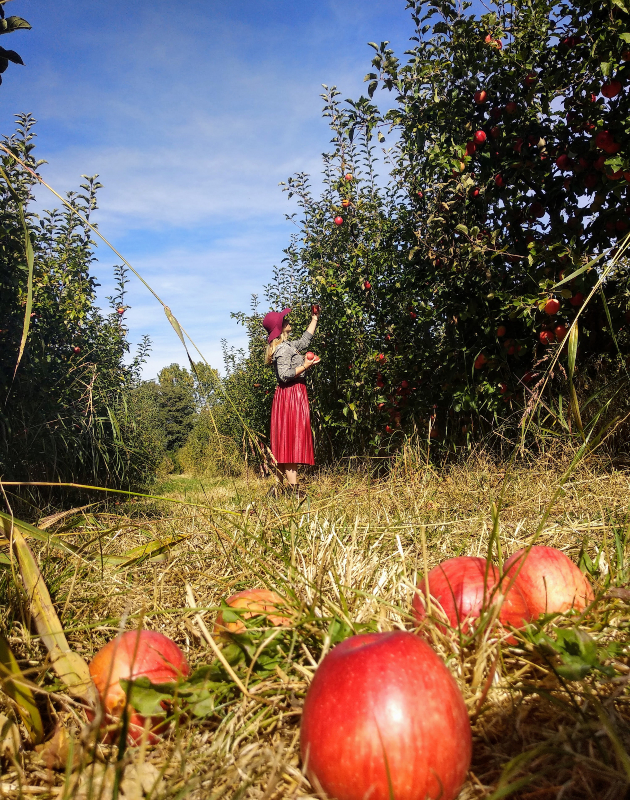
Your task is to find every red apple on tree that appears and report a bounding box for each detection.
[584,172,598,189]
[601,80,622,99]
[544,297,560,315]
[473,129,487,144]
[345,173,353,181]
[334,216,344,226]
[73,346,81,354]
[539,329,555,345]
[363,280,371,290]
[300,632,472,800]
[117,307,125,315]
[570,292,584,307]
[505,101,517,114]
[474,352,487,368]
[496,325,506,337]
[595,130,614,150]
[555,153,573,171]
[554,324,568,340]
[494,173,505,187]
[341,199,350,208]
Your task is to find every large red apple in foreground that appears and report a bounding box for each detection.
[89,630,189,744]
[412,556,531,638]
[504,546,595,617]
[300,632,471,800]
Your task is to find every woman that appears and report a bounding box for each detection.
[262,306,319,499]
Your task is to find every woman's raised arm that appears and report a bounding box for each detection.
[293,313,319,351]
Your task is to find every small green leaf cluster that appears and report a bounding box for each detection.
[527,625,621,680]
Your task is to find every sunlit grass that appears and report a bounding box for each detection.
[1,451,628,799]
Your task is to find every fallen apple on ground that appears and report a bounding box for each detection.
[412,556,531,639]
[213,589,292,637]
[300,631,471,800]
[504,546,595,617]
[89,629,189,745]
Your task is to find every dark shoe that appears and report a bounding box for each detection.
[287,484,308,502]
[266,483,285,499]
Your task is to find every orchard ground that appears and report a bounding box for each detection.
[3,450,629,800]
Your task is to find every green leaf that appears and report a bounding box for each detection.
[567,324,578,380]
[3,16,31,32]
[120,677,173,717]
[0,635,43,744]
[4,515,97,706]
[190,693,216,718]
[555,628,602,679]
[455,224,469,235]
[0,47,23,64]
[328,617,354,645]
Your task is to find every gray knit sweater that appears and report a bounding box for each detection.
[272,330,313,387]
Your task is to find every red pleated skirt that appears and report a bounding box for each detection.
[270,382,314,465]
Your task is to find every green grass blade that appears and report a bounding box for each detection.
[0,635,44,743]
[5,514,98,706]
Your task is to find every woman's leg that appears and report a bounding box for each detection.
[284,464,298,485]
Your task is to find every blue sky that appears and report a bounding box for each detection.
[0,0,413,378]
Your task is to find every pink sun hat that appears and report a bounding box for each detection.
[262,308,291,343]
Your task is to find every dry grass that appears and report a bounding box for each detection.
[1,451,629,799]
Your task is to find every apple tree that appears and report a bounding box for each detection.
[220,0,630,462]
